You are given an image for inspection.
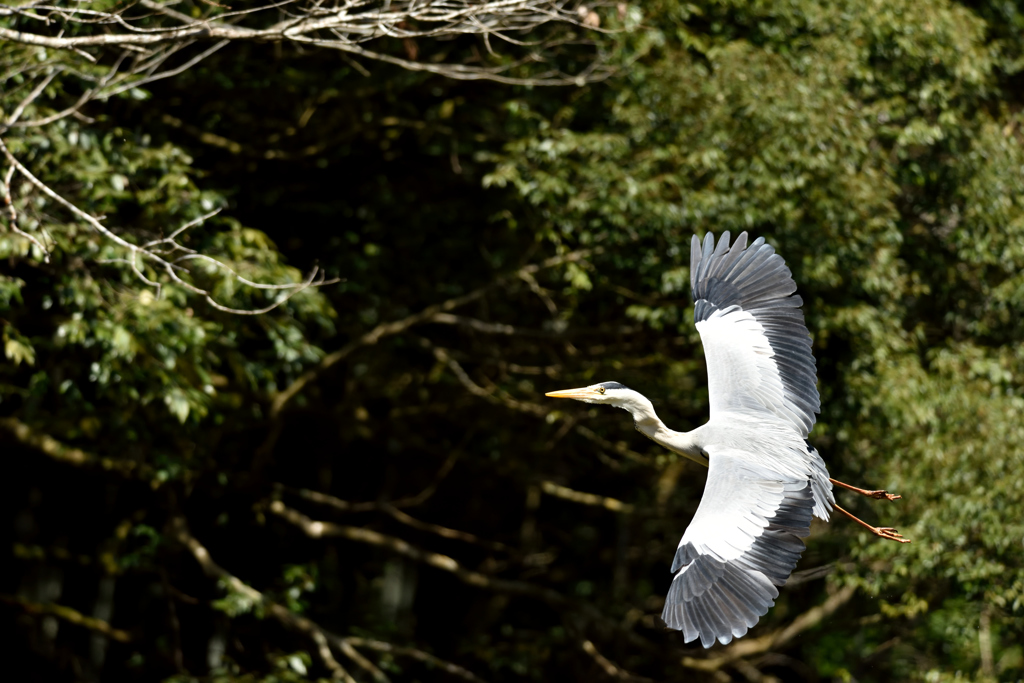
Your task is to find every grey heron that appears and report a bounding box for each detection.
[546,231,907,649]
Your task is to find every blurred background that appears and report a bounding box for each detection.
[2,1,1023,681]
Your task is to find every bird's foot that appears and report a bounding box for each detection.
[833,503,912,544]
[865,489,902,502]
[871,526,911,544]
[830,478,902,502]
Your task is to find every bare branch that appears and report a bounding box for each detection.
[0,593,132,642]
[540,481,634,513]
[276,460,511,555]
[268,499,656,654]
[518,269,559,315]
[1,162,51,260]
[269,248,596,417]
[4,52,132,130]
[176,253,335,291]
[573,425,652,466]
[344,637,486,683]
[679,584,858,673]
[170,516,482,683]
[277,447,462,513]
[199,265,332,316]
[580,639,653,682]
[407,342,655,470]
[425,341,549,416]
[100,39,231,99]
[298,38,614,87]
[0,136,333,314]
[429,312,519,335]
[337,639,391,683]
[428,312,560,337]
[0,0,616,90]
[171,517,357,681]
[0,416,149,478]
[382,504,514,554]
[268,500,569,601]
[5,67,62,125]
[312,629,358,683]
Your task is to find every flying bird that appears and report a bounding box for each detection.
[546,232,907,649]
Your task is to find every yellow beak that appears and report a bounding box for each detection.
[545,386,599,399]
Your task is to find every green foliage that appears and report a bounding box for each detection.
[212,580,264,619]
[489,0,1024,678]
[1,42,335,449]
[4,1,1024,681]
[279,564,318,614]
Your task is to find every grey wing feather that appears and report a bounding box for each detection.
[690,231,820,435]
[662,449,814,648]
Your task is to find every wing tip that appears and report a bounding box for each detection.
[690,231,820,432]
[663,478,812,647]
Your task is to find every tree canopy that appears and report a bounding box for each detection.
[2,1,1024,681]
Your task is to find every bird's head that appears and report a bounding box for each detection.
[545,381,639,409]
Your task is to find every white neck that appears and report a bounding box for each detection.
[616,390,707,466]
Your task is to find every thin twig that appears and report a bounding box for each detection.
[573,425,652,466]
[278,447,463,513]
[268,500,655,652]
[679,585,858,673]
[0,136,333,314]
[1,163,50,260]
[0,594,132,642]
[337,639,391,683]
[382,504,513,554]
[344,637,486,683]
[171,516,482,682]
[0,1,616,88]
[5,67,62,125]
[580,639,653,682]
[540,481,634,513]
[0,416,149,478]
[269,500,574,603]
[269,249,595,417]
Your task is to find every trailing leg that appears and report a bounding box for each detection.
[830,478,901,502]
[833,503,910,543]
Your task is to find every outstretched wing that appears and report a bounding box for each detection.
[662,448,813,647]
[690,231,819,436]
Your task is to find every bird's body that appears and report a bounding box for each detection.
[547,232,839,648]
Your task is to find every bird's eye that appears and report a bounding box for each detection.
[598,386,606,394]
